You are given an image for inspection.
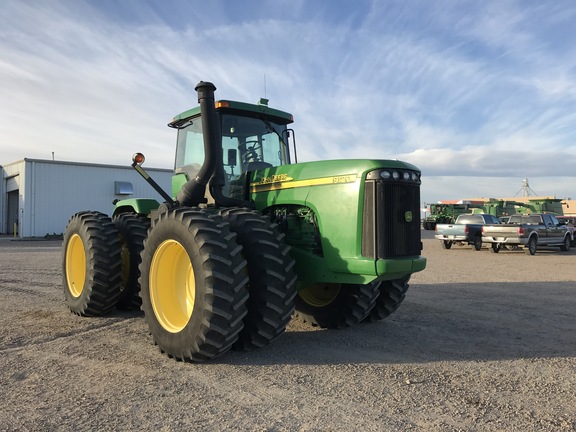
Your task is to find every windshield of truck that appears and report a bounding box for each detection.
[509,215,542,224]
[456,215,481,224]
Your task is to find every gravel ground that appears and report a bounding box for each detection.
[0,232,575,431]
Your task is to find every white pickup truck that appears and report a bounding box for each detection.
[481,213,572,255]
[435,213,501,251]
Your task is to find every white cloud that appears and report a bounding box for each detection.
[0,0,575,205]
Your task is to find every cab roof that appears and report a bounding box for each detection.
[168,99,294,128]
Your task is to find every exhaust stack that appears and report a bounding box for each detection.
[176,81,219,207]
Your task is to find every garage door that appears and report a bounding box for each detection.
[6,175,20,192]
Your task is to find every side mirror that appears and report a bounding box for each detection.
[227,149,237,167]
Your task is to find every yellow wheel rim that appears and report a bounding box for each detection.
[150,240,195,333]
[65,233,86,298]
[298,283,340,308]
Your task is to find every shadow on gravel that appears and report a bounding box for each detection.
[220,281,576,366]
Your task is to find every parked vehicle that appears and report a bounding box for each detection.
[435,213,501,251]
[482,213,572,255]
[423,203,474,230]
[557,216,576,246]
[423,199,526,230]
[514,199,565,215]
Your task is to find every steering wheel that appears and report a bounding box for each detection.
[242,140,262,163]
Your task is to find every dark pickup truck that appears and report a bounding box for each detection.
[482,213,572,255]
[435,213,501,251]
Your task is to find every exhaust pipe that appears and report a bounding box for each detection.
[176,81,219,207]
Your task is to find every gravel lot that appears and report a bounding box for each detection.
[0,232,575,431]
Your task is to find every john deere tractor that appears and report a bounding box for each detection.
[62,81,426,362]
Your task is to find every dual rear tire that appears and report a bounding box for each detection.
[139,207,299,360]
[218,208,297,351]
[62,211,123,316]
[63,206,298,361]
[139,208,249,361]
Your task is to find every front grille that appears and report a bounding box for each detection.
[362,176,422,259]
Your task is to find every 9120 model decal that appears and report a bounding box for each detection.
[250,173,358,193]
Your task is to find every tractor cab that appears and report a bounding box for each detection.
[168,99,295,204]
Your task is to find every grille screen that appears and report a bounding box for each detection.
[362,179,422,259]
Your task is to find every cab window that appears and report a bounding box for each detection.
[175,118,204,179]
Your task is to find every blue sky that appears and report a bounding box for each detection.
[1,0,575,204]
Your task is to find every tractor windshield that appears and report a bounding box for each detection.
[220,113,289,172]
[174,112,290,199]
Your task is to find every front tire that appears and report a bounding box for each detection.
[442,240,453,249]
[139,208,248,362]
[62,211,122,316]
[364,277,410,322]
[490,243,501,253]
[295,282,380,329]
[219,208,297,351]
[560,235,571,252]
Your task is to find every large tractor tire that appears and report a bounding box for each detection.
[62,211,122,316]
[364,277,410,322]
[219,208,298,351]
[295,282,380,329]
[139,208,249,362]
[113,213,150,310]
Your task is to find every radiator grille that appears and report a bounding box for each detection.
[362,178,422,259]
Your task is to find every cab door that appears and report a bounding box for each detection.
[542,214,561,243]
[547,215,564,242]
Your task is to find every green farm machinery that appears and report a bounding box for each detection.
[422,203,475,230]
[62,82,426,361]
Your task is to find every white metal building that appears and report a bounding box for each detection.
[0,158,172,237]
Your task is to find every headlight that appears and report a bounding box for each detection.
[369,169,421,184]
[380,171,391,179]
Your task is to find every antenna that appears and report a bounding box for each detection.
[264,74,267,99]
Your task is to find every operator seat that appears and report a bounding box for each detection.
[246,161,272,172]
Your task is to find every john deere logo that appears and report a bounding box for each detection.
[405,211,413,222]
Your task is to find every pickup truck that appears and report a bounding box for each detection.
[481,213,572,255]
[435,213,502,251]
[557,216,576,246]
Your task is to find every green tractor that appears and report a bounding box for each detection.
[515,198,565,215]
[62,81,426,362]
[422,203,474,230]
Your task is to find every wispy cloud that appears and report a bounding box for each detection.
[1,0,575,203]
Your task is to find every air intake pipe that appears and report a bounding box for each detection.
[176,81,219,207]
